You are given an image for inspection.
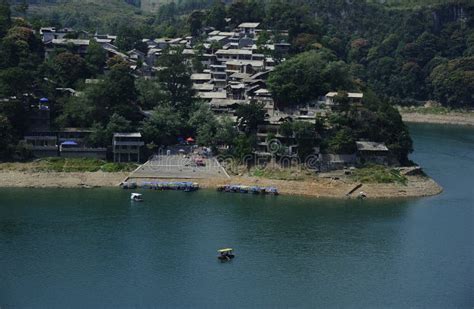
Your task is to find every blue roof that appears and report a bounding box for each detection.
[40,97,49,103]
[61,141,78,146]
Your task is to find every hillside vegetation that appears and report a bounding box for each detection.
[13,0,473,108]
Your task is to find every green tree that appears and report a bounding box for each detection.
[268,50,353,107]
[188,104,220,146]
[136,79,166,110]
[115,23,143,52]
[429,57,474,107]
[0,67,31,97]
[206,0,226,31]
[15,0,28,17]
[235,101,265,134]
[188,10,204,37]
[227,0,264,28]
[0,0,11,38]
[215,117,237,146]
[85,113,132,147]
[141,105,182,145]
[232,133,254,162]
[58,62,138,127]
[47,52,88,87]
[0,114,14,160]
[56,95,94,128]
[156,47,195,113]
[1,26,43,70]
[326,128,356,154]
[292,121,318,159]
[85,40,106,76]
[333,91,350,112]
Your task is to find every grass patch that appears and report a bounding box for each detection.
[101,162,138,173]
[351,165,407,185]
[251,167,307,181]
[0,158,138,173]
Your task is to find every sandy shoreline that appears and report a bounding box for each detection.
[400,112,474,126]
[0,171,442,199]
[0,171,129,188]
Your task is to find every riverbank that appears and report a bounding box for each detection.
[0,171,128,188]
[398,107,474,126]
[0,170,442,199]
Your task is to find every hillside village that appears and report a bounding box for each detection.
[16,20,401,172]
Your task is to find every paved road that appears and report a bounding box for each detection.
[130,154,229,179]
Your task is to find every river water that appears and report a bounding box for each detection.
[1,124,473,308]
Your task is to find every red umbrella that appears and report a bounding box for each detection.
[186,137,195,143]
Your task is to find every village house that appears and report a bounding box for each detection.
[113,133,145,163]
[324,92,364,108]
[356,141,392,165]
[40,27,75,43]
[237,22,260,37]
[44,39,90,58]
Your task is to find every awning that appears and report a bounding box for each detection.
[61,141,78,146]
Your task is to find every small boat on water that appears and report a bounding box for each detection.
[217,248,235,262]
[130,193,143,202]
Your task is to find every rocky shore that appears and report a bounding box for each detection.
[0,170,442,199]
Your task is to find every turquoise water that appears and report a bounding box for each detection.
[1,124,473,308]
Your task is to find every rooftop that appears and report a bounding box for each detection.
[51,39,90,46]
[356,141,389,152]
[216,49,253,56]
[238,22,260,29]
[191,73,212,81]
[196,91,228,100]
[325,92,364,98]
[210,99,245,107]
[193,84,214,91]
[114,133,142,138]
[226,60,264,67]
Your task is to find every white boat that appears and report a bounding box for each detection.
[130,193,143,202]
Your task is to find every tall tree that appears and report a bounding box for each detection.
[268,49,353,107]
[206,0,226,31]
[47,52,88,87]
[0,0,10,38]
[0,114,14,160]
[188,10,204,37]
[156,47,194,113]
[85,40,106,76]
[235,101,265,134]
[141,105,182,145]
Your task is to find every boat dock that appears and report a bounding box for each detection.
[121,181,199,192]
[217,184,279,195]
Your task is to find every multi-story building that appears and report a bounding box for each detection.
[113,133,145,163]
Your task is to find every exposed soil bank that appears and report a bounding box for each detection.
[0,171,128,188]
[0,171,442,199]
[400,112,474,126]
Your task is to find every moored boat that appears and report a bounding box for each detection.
[216,184,279,195]
[130,193,143,202]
